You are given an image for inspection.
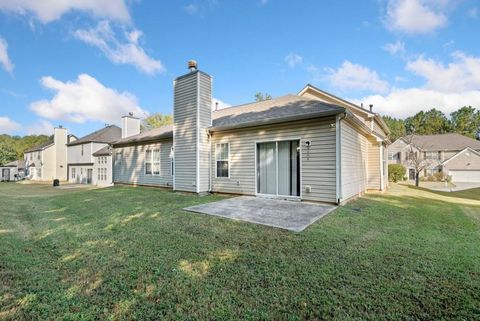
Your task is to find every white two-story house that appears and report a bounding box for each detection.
[24,126,76,181]
[67,125,122,184]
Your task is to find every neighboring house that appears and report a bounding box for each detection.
[112,61,390,204]
[92,146,114,187]
[388,133,480,182]
[24,127,75,181]
[67,125,122,184]
[0,160,25,181]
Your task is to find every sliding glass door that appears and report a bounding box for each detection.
[256,140,300,197]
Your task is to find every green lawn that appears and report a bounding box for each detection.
[0,183,479,320]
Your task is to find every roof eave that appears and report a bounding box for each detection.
[209,109,345,132]
[112,134,173,147]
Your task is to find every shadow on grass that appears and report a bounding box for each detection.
[407,184,480,202]
[1,184,480,320]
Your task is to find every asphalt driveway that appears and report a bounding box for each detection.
[184,196,337,232]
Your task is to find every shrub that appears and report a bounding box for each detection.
[388,164,406,183]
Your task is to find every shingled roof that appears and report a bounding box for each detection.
[24,139,54,153]
[92,146,112,156]
[113,125,173,146]
[112,95,345,146]
[210,94,344,131]
[67,125,121,146]
[1,160,25,168]
[404,133,480,151]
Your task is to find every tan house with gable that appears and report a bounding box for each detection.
[389,133,480,182]
[112,61,390,204]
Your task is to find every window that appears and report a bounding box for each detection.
[72,168,76,179]
[145,150,152,175]
[216,143,229,178]
[116,152,122,166]
[425,151,440,160]
[153,149,160,175]
[37,152,40,160]
[145,149,160,175]
[81,144,84,156]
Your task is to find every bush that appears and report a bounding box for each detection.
[388,164,406,183]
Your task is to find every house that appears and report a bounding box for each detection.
[24,127,75,181]
[388,133,480,182]
[0,160,25,181]
[112,61,390,204]
[67,125,122,184]
[92,146,114,186]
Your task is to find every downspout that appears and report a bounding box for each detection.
[336,112,347,204]
[207,129,212,193]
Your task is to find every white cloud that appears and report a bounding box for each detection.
[468,7,478,18]
[383,40,405,56]
[353,88,480,119]
[407,51,480,92]
[285,53,303,68]
[26,119,54,135]
[353,52,480,118]
[0,0,130,23]
[0,37,13,73]
[30,74,147,124]
[324,61,390,93]
[385,0,447,34]
[212,98,231,111]
[184,4,200,15]
[74,21,164,75]
[0,116,20,133]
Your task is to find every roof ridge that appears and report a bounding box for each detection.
[212,94,299,113]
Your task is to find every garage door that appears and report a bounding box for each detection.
[449,170,480,183]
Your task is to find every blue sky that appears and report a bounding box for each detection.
[0,0,479,137]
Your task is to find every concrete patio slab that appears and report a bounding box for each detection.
[184,196,337,232]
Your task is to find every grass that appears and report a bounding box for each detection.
[0,182,479,320]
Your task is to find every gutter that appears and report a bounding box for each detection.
[336,112,347,204]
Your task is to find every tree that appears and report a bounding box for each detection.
[0,134,51,160]
[405,109,450,135]
[383,116,406,141]
[450,106,480,139]
[254,92,272,102]
[0,143,17,165]
[141,113,173,132]
[403,135,440,187]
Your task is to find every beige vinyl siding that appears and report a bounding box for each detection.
[373,120,386,138]
[210,117,337,203]
[42,145,56,181]
[198,72,212,192]
[340,120,368,200]
[113,140,173,187]
[367,137,381,190]
[443,150,480,172]
[173,74,198,192]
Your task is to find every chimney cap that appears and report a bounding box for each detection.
[188,60,197,72]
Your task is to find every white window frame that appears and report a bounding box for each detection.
[72,168,76,179]
[215,143,230,178]
[145,148,160,176]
